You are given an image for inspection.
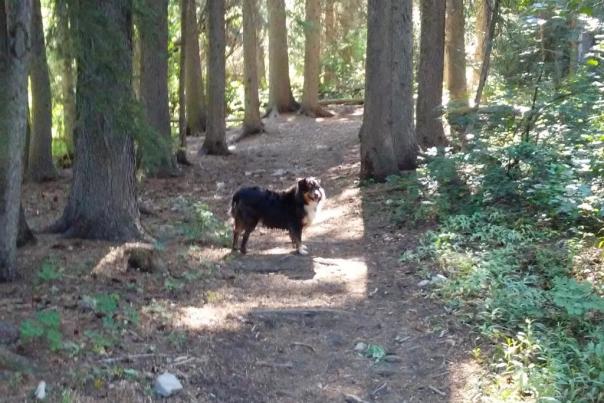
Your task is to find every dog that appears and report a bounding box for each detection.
[230,177,325,255]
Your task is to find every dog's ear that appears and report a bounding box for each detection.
[297,177,308,191]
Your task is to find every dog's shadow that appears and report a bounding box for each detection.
[229,252,316,281]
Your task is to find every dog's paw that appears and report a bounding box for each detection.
[297,245,309,255]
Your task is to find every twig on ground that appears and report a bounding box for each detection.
[290,342,316,353]
[428,385,447,397]
[255,360,294,369]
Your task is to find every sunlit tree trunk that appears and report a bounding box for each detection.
[0,0,32,281]
[140,0,179,177]
[301,0,331,117]
[266,0,299,115]
[56,0,75,158]
[242,0,264,135]
[417,0,447,148]
[185,0,206,135]
[28,0,58,182]
[322,0,335,88]
[472,0,489,90]
[445,0,468,106]
[49,0,146,241]
[176,0,190,164]
[360,0,417,181]
[200,0,229,155]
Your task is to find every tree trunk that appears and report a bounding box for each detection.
[56,0,75,159]
[416,0,447,148]
[322,0,335,88]
[445,0,468,106]
[28,0,58,183]
[139,0,179,177]
[360,0,417,181]
[184,0,207,136]
[176,0,190,164]
[301,0,331,117]
[474,0,499,108]
[242,0,264,135]
[256,22,266,89]
[266,0,299,115]
[200,0,229,155]
[0,0,32,281]
[472,0,489,90]
[48,0,146,241]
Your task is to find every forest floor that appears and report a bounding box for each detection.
[2,107,483,402]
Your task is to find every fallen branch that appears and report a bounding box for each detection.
[428,385,447,397]
[318,98,364,106]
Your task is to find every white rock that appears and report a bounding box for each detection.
[417,279,431,288]
[34,381,46,400]
[272,169,286,176]
[431,274,447,284]
[354,342,367,352]
[154,372,183,397]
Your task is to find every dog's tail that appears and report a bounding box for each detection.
[228,192,239,218]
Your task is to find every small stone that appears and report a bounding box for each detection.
[272,169,286,176]
[154,372,183,397]
[431,274,447,284]
[34,381,46,400]
[244,171,252,176]
[354,342,367,352]
[417,279,430,288]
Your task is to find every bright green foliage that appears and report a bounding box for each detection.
[36,260,63,283]
[182,202,232,247]
[20,309,63,351]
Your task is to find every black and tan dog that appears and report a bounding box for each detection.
[230,177,325,255]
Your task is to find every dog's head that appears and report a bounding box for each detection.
[297,177,324,204]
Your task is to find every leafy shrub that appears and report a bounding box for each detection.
[182,202,232,247]
[20,310,63,351]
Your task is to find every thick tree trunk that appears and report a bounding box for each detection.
[416,0,447,148]
[184,0,207,136]
[140,0,179,177]
[242,0,264,136]
[360,0,417,181]
[28,0,58,183]
[445,0,468,106]
[0,0,32,281]
[49,0,145,241]
[56,0,75,158]
[472,0,489,89]
[266,0,299,115]
[301,0,331,117]
[200,0,229,155]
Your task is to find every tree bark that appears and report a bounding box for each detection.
[242,0,264,136]
[200,0,229,155]
[176,0,190,164]
[48,0,146,241]
[360,0,417,181]
[266,0,299,115]
[445,0,468,107]
[322,0,335,88]
[474,0,499,108]
[300,0,331,117]
[139,0,179,177]
[0,0,32,281]
[472,0,489,89]
[56,0,75,159]
[416,0,447,148]
[184,0,207,136]
[28,0,58,182]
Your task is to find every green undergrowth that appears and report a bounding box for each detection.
[388,61,604,401]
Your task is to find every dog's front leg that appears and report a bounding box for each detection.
[289,226,308,255]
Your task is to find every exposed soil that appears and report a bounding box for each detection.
[1,108,479,402]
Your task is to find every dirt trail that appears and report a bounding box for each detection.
[6,108,476,402]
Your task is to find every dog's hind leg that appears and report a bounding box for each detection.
[240,220,258,255]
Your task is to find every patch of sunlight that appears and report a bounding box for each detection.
[449,358,488,402]
[177,305,240,331]
[316,117,325,123]
[312,257,367,298]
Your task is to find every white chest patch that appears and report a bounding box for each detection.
[303,196,324,226]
